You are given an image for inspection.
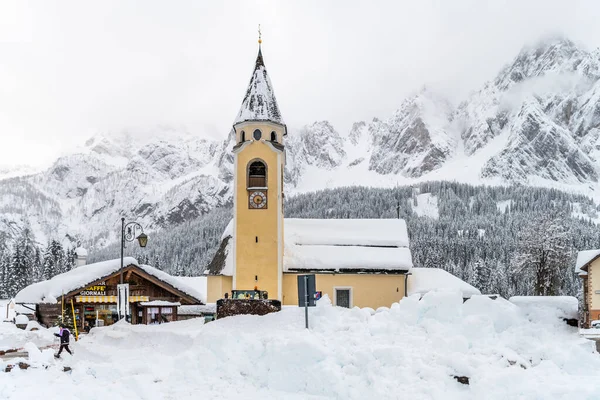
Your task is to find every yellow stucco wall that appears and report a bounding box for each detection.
[282,273,407,309]
[234,122,285,299]
[207,275,232,303]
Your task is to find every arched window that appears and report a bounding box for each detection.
[248,160,267,188]
[240,131,245,143]
[271,131,277,142]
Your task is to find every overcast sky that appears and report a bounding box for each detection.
[1,0,599,167]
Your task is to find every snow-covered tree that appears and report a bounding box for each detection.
[43,240,65,280]
[513,212,571,296]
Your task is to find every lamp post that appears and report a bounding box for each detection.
[120,217,148,285]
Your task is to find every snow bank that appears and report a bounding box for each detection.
[14,257,205,304]
[509,296,578,320]
[2,290,598,399]
[408,268,481,298]
[0,321,56,351]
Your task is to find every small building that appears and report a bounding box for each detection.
[14,257,205,329]
[575,249,600,327]
[0,299,15,321]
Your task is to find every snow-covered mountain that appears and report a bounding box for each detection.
[2,36,600,246]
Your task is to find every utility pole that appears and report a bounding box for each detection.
[304,275,309,329]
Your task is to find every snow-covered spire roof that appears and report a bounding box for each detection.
[233,45,285,126]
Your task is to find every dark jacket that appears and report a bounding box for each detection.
[54,327,70,344]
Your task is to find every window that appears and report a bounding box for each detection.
[240,131,245,143]
[271,131,277,142]
[253,129,262,140]
[248,160,266,188]
[146,306,175,324]
[334,287,352,308]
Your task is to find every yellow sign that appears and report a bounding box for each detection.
[80,282,106,296]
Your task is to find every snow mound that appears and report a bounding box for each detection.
[509,296,578,320]
[0,321,56,352]
[408,268,481,298]
[2,290,598,399]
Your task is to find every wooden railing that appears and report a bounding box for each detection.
[248,176,266,188]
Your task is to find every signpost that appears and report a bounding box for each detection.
[117,283,130,321]
[297,275,316,329]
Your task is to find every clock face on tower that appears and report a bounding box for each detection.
[249,191,267,209]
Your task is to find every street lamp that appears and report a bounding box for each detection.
[120,217,148,285]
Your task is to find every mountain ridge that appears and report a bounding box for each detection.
[2,36,600,247]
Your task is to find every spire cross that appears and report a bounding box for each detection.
[258,24,262,45]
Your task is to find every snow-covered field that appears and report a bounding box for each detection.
[2,291,600,399]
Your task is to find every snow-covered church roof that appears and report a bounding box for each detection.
[14,257,206,304]
[206,218,413,276]
[233,46,285,126]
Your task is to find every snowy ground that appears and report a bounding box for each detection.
[2,291,600,399]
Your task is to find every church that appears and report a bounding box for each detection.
[205,38,479,308]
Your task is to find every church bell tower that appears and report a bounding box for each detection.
[231,32,286,300]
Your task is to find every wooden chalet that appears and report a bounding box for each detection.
[14,257,205,330]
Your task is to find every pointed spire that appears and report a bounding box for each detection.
[234,28,284,126]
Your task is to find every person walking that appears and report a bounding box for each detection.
[54,324,73,358]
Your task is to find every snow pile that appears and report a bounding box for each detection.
[408,268,481,298]
[14,315,29,326]
[14,257,206,304]
[0,322,56,351]
[509,296,578,320]
[2,290,600,399]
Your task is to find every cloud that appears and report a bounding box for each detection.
[0,0,598,166]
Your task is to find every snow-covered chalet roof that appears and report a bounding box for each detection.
[407,268,481,298]
[14,257,205,304]
[575,249,600,275]
[233,47,284,126]
[208,218,413,275]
